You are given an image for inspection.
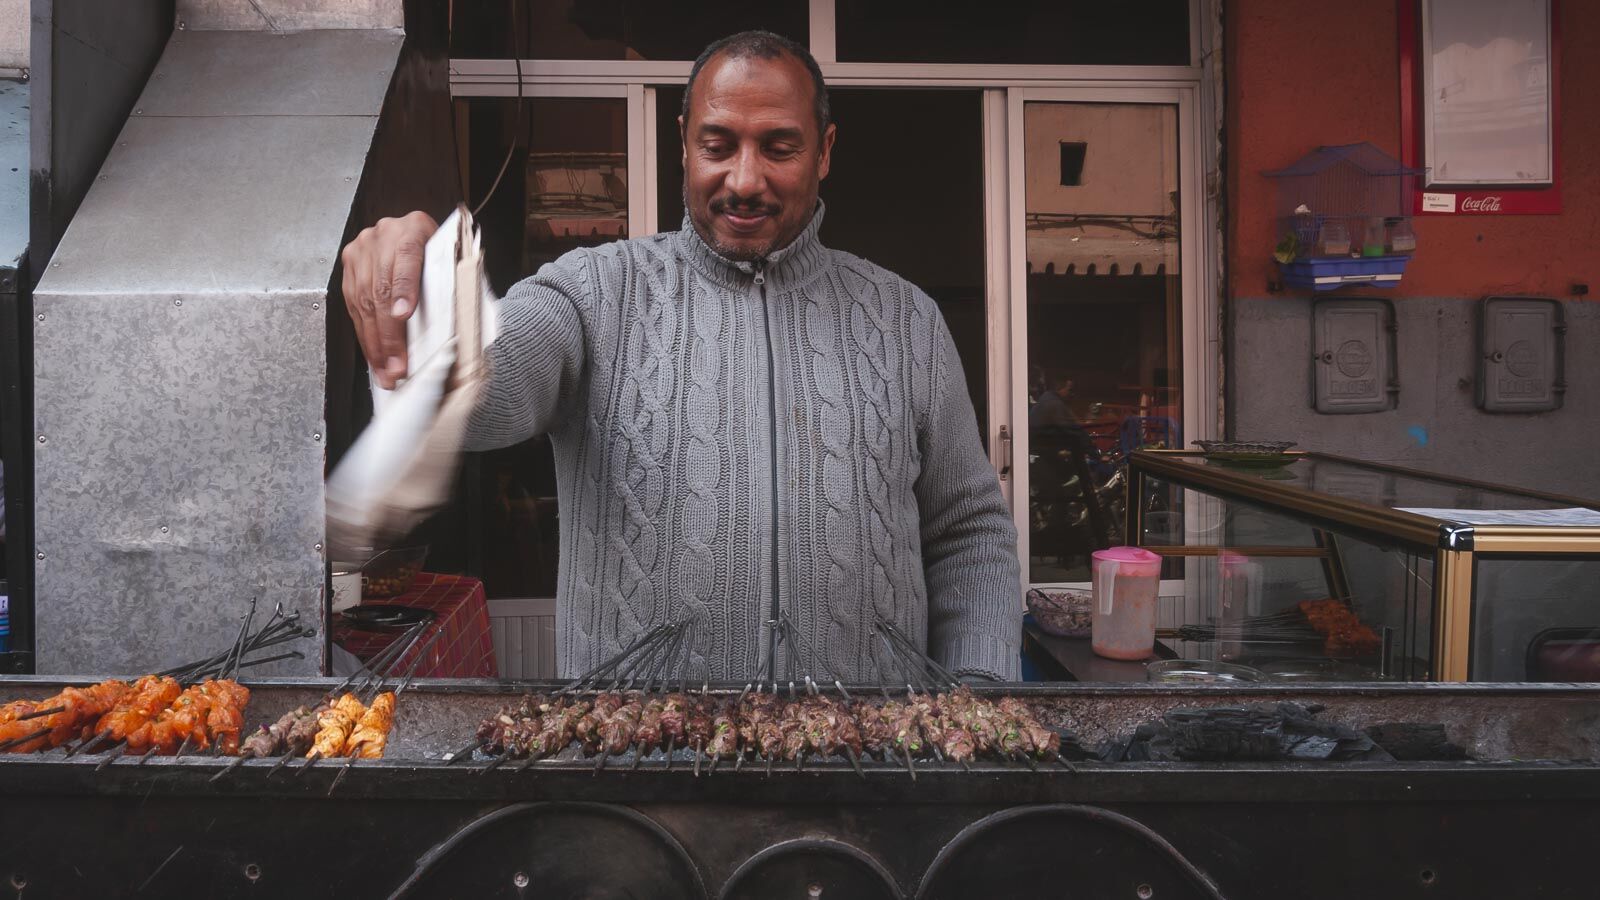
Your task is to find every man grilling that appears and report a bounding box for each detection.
[339,31,1021,682]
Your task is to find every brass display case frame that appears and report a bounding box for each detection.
[1127,450,1600,681]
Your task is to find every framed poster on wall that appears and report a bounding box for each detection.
[1399,0,1561,214]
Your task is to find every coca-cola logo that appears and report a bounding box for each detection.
[1461,195,1504,212]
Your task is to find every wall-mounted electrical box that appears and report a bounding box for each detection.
[1310,298,1398,414]
[1478,297,1565,413]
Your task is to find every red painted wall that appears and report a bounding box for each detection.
[1227,0,1599,299]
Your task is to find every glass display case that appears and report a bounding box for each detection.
[1127,450,1600,682]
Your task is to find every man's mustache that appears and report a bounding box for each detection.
[710,194,780,217]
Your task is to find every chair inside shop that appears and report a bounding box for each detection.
[1525,627,1600,681]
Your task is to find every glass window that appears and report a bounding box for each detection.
[416,97,630,601]
[1157,454,1577,513]
[1025,101,1182,585]
[451,0,808,61]
[835,0,1190,66]
[1058,142,1087,186]
[1130,475,1434,682]
[1475,557,1600,681]
[657,87,990,444]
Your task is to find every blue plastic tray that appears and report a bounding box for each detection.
[1278,255,1409,291]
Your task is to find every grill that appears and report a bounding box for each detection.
[4,615,1600,898]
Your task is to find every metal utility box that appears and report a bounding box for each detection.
[1310,297,1397,414]
[1478,296,1566,413]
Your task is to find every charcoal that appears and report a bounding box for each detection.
[1096,733,1135,763]
[1107,702,1394,762]
[1046,726,1098,761]
[1364,723,1470,761]
[1276,701,1391,762]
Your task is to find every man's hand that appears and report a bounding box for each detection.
[339,211,437,390]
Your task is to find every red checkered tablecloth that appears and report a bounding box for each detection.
[332,573,498,679]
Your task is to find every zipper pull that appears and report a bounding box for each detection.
[752,261,766,286]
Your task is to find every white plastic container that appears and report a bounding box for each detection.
[331,565,363,613]
[1091,547,1163,660]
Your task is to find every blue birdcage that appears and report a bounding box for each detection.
[1264,143,1426,291]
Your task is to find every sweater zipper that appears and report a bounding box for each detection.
[754,260,781,679]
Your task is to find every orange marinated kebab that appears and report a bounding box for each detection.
[127,683,217,757]
[0,697,42,726]
[123,678,254,758]
[197,679,252,755]
[343,691,396,759]
[78,675,183,753]
[0,680,132,753]
[308,693,368,761]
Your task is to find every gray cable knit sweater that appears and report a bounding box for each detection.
[465,203,1022,681]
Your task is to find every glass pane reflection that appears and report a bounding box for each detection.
[1025,101,1182,584]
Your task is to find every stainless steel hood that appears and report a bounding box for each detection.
[30,3,404,674]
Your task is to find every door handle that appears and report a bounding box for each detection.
[998,425,1013,481]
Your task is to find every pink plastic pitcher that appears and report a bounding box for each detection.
[1091,547,1163,660]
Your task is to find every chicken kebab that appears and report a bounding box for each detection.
[2,675,252,759]
[0,679,134,753]
[121,678,253,758]
[226,690,401,776]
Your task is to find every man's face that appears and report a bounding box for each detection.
[680,52,836,262]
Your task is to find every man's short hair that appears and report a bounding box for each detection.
[683,30,830,141]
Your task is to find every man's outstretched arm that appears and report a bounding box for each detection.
[915,315,1023,681]
[339,211,588,449]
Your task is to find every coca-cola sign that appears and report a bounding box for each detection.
[1461,195,1504,213]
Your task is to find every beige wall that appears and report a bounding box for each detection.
[1023,102,1178,218]
[1023,102,1181,274]
[0,0,25,71]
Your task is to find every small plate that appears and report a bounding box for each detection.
[340,604,436,632]
[1145,659,1266,684]
[1256,658,1377,682]
[1193,440,1299,470]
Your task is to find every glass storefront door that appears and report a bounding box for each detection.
[1007,89,1204,586]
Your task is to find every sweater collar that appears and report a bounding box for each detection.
[676,199,830,292]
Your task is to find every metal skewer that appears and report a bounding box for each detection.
[209,753,249,783]
[327,755,358,796]
[389,625,446,699]
[65,728,112,758]
[444,738,486,765]
[674,619,698,694]
[265,751,296,779]
[845,747,866,779]
[224,600,258,682]
[560,624,671,696]
[94,741,130,771]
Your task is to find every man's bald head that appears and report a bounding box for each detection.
[683,30,830,143]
